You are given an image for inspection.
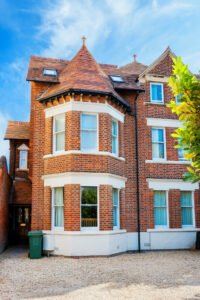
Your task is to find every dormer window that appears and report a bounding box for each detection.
[43,69,57,76]
[18,144,29,170]
[110,75,124,83]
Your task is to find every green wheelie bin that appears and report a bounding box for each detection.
[28,231,43,259]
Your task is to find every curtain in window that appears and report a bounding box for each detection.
[151,84,162,102]
[113,189,119,227]
[154,191,167,226]
[54,188,64,227]
[181,192,193,226]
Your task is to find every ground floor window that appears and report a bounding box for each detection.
[113,189,120,229]
[81,187,98,229]
[53,187,64,229]
[181,191,194,227]
[154,191,168,227]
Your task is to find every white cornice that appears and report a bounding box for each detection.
[42,172,127,189]
[147,178,199,191]
[146,118,183,128]
[45,101,125,123]
[145,160,190,164]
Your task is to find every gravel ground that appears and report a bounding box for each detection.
[1,246,200,300]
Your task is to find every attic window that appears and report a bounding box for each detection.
[110,75,124,83]
[43,69,57,76]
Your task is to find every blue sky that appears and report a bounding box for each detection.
[0,0,200,158]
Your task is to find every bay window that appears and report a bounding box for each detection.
[113,189,120,229]
[112,120,118,156]
[154,191,168,227]
[152,128,166,160]
[81,187,98,229]
[181,191,194,227]
[52,187,64,229]
[81,113,97,151]
[53,114,65,152]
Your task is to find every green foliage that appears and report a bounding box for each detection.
[167,57,200,183]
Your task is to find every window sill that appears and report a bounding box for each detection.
[43,229,127,236]
[148,228,198,232]
[144,102,165,106]
[145,160,190,164]
[44,151,125,161]
[16,168,29,171]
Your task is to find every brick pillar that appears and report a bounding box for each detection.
[99,113,112,152]
[168,190,181,228]
[99,185,112,230]
[146,189,154,230]
[64,184,80,231]
[43,187,51,230]
[119,122,125,158]
[66,111,80,151]
[44,117,52,155]
[120,188,125,229]
[194,190,200,227]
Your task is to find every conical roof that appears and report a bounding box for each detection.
[38,40,129,108]
[119,55,147,75]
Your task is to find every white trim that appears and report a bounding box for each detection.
[150,82,164,103]
[43,150,125,161]
[43,229,126,235]
[147,118,183,128]
[17,144,29,151]
[147,178,199,191]
[152,127,166,161]
[42,172,127,189]
[45,101,125,123]
[140,75,169,83]
[147,228,199,232]
[145,160,190,164]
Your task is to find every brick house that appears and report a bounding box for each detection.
[4,39,200,255]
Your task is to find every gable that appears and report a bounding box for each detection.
[149,53,174,76]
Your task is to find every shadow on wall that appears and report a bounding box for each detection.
[0,156,11,253]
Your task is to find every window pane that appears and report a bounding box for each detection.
[54,206,64,227]
[112,136,117,154]
[178,138,186,160]
[21,151,27,159]
[55,115,65,132]
[151,84,163,102]
[154,191,166,206]
[81,206,97,227]
[112,121,117,136]
[56,132,65,151]
[154,191,167,226]
[181,207,193,225]
[112,189,118,206]
[81,114,97,130]
[54,188,64,205]
[152,129,164,142]
[81,131,97,150]
[152,143,164,159]
[113,207,118,227]
[81,187,97,204]
[181,192,192,206]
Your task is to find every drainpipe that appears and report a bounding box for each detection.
[133,91,141,252]
[12,140,16,181]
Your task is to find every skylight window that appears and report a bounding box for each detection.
[110,75,124,83]
[43,69,57,76]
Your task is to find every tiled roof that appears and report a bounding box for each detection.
[119,60,148,75]
[4,121,30,140]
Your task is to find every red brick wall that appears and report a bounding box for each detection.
[64,184,80,231]
[99,185,113,230]
[168,190,181,228]
[13,180,32,205]
[0,156,11,253]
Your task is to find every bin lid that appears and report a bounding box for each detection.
[28,231,43,237]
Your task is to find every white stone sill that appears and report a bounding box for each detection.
[145,160,190,164]
[42,229,127,236]
[16,168,29,171]
[43,151,125,161]
[147,228,199,233]
[144,102,166,106]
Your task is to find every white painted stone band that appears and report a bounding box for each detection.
[147,178,199,191]
[146,118,183,128]
[45,101,125,123]
[42,172,127,189]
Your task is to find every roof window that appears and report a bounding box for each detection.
[43,69,57,76]
[110,75,124,83]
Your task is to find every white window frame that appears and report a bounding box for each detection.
[112,119,119,156]
[80,113,98,152]
[19,150,28,169]
[53,114,65,154]
[154,190,169,229]
[113,188,120,230]
[51,187,64,231]
[150,82,164,103]
[180,191,195,228]
[80,186,99,231]
[152,127,166,161]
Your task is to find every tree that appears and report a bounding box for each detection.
[168,57,200,183]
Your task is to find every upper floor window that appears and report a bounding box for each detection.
[110,75,124,83]
[81,113,97,151]
[181,191,194,227]
[81,186,98,229]
[154,191,168,228]
[19,150,28,169]
[112,120,118,156]
[178,138,187,160]
[175,93,183,105]
[113,188,120,229]
[43,69,57,76]
[53,114,65,153]
[152,128,166,160]
[52,187,64,229]
[150,83,164,103]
